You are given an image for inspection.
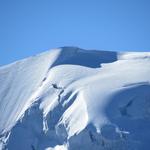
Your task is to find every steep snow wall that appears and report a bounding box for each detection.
[0,47,150,150]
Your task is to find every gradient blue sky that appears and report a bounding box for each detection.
[0,0,150,66]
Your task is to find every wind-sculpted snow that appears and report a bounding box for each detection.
[0,47,150,150]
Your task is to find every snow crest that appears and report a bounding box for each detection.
[0,47,150,150]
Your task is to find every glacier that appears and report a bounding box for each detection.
[0,47,150,150]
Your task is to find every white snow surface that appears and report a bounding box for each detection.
[0,47,150,150]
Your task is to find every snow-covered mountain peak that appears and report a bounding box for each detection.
[0,47,150,150]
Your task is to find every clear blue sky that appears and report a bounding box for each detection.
[0,0,150,66]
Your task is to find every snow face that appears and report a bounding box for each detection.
[0,47,150,150]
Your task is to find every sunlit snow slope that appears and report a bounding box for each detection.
[0,47,150,150]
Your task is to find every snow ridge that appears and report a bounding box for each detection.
[0,47,150,150]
